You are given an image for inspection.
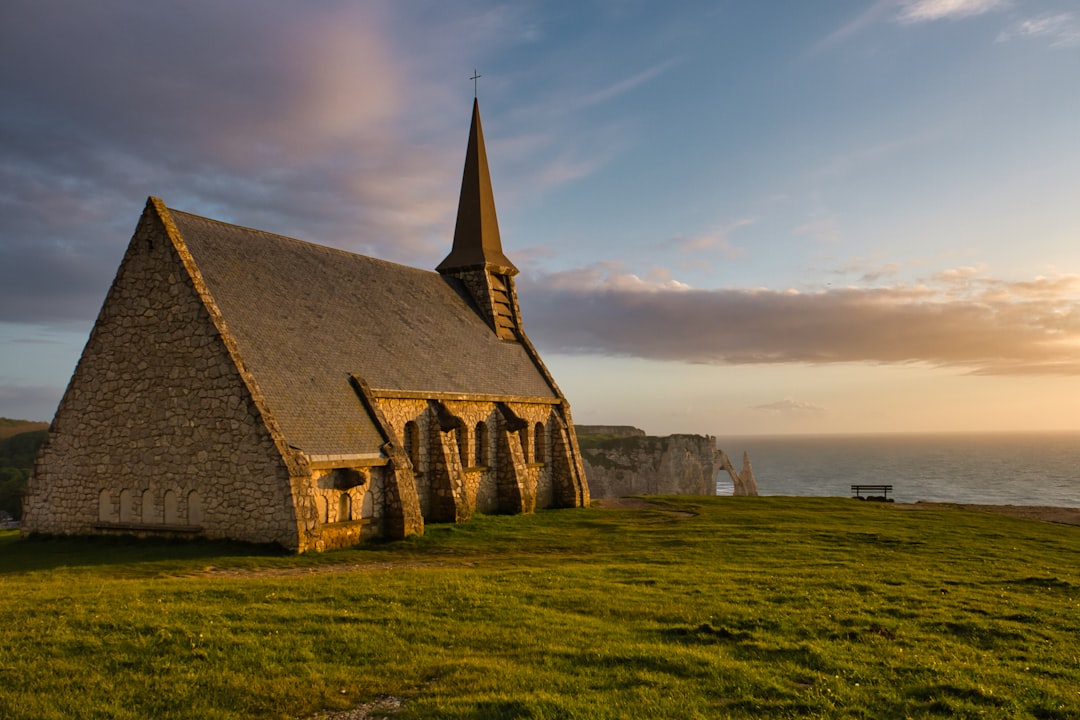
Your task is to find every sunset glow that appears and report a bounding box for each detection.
[2,0,1079,435]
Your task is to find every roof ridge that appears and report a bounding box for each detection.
[165,205,437,276]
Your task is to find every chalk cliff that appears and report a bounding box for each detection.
[577,426,759,499]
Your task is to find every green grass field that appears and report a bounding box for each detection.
[1,497,1077,719]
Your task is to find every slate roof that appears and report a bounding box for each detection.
[169,208,558,459]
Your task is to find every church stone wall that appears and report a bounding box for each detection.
[24,212,300,549]
[375,398,566,522]
[302,467,387,552]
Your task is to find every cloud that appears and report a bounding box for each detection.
[753,398,827,415]
[812,0,897,52]
[0,1,484,325]
[675,219,753,256]
[519,267,1080,375]
[578,58,683,109]
[540,263,692,293]
[997,13,1080,47]
[859,263,904,284]
[897,0,1008,24]
[814,0,1008,50]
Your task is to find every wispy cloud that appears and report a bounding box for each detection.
[812,0,896,52]
[675,219,753,255]
[814,0,1008,50]
[520,267,1080,375]
[753,398,827,415]
[834,261,904,284]
[997,13,1080,47]
[578,58,683,109]
[810,129,946,183]
[897,0,1009,24]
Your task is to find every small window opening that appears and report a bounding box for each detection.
[474,421,488,466]
[534,422,546,463]
[404,421,421,470]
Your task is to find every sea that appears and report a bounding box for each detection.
[714,432,1080,508]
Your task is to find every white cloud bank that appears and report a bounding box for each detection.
[519,267,1080,376]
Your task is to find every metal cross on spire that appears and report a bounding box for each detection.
[470,69,481,98]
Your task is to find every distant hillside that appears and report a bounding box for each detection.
[0,418,49,440]
[1,423,48,521]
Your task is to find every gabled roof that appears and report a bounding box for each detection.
[437,99,518,276]
[166,206,557,459]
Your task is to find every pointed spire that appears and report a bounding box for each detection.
[437,99,518,276]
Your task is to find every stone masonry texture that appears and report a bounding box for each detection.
[25,206,300,548]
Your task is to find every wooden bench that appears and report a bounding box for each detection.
[851,484,893,502]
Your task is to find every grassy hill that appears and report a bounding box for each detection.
[2,497,1078,719]
[0,417,49,440]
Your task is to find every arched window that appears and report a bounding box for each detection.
[339,493,352,522]
[119,489,134,523]
[534,422,546,463]
[98,489,115,522]
[141,489,156,524]
[163,490,179,524]
[403,421,421,470]
[474,421,488,466]
[187,490,204,525]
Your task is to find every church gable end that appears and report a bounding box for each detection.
[24,200,301,549]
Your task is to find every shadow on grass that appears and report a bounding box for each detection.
[0,530,284,574]
[1002,576,1074,590]
[899,683,1006,716]
[662,622,752,644]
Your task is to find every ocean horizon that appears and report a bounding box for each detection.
[715,431,1080,508]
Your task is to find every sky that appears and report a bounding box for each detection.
[2,0,1080,437]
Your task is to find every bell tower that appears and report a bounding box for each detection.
[437,99,521,341]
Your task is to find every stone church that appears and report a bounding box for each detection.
[23,100,590,552]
